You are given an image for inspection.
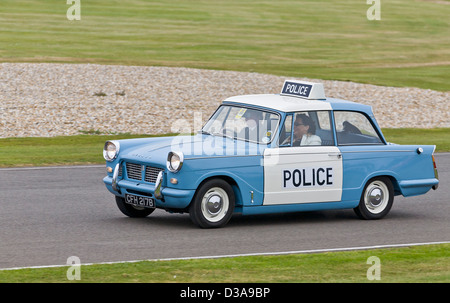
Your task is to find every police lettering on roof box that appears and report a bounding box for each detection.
[280,80,326,100]
[281,82,312,98]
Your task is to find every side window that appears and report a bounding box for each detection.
[315,111,334,146]
[279,111,333,147]
[334,111,383,145]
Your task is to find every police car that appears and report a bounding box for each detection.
[103,80,439,228]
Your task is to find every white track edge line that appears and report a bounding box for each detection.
[1,241,449,271]
[0,165,104,171]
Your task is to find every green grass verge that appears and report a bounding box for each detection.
[382,128,450,152]
[0,128,448,168]
[0,0,449,91]
[1,244,448,283]
[0,133,163,167]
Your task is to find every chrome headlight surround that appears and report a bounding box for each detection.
[103,140,120,162]
[167,151,184,173]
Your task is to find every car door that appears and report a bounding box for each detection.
[262,111,343,205]
[333,110,388,201]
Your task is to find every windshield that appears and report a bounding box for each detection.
[201,105,280,144]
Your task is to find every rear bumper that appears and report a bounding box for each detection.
[103,176,195,210]
[399,178,439,196]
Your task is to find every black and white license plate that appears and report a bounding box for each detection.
[125,194,155,208]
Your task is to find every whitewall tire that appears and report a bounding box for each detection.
[354,177,394,220]
[189,179,235,228]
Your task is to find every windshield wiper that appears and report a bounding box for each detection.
[199,130,212,135]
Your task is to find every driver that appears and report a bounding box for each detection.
[282,114,322,146]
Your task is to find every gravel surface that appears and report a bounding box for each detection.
[0,63,448,138]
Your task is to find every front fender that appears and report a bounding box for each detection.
[169,155,264,206]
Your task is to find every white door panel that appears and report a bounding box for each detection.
[263,146,343,205]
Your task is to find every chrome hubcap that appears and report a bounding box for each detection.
[368,188,384,207]
[201,187,229,223]
[206,194,223,216]
[364,181,389,214]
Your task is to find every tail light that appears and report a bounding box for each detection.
[432,155,439,190]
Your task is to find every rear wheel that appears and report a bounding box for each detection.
[354,177,394,220]
[189,179,235,228]
[115,196,155,218]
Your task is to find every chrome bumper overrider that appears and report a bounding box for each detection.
[112,163,120,191]
[154,171,163,199]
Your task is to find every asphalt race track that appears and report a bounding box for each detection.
[0,154,449,269]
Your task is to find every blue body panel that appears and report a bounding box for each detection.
[338,144,437,200]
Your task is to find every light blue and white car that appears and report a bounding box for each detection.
[103,80,439,228]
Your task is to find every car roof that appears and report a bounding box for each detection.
[223,94,374,115]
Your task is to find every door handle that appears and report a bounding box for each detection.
[328,152,342,159]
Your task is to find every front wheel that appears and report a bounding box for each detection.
[189,179,235,228]
[354,177,394,220]
[115,196,155,218]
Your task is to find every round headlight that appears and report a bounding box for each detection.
[167,151,184,173]
[103,141,120,161]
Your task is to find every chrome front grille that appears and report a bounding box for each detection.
[126,162,142,180]
[145,166,164,183]
[124,162,163,183]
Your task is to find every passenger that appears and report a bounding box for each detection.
[343,121,362,134]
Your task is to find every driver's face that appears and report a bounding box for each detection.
[294,118,309,139]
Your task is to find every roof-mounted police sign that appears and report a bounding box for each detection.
[280,80,326,100]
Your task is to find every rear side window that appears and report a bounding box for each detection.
[334,111,383,145]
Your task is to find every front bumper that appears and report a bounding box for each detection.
[103,175,196,210]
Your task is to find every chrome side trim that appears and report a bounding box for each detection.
[184,154,259,160]
[340,150,413,153]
